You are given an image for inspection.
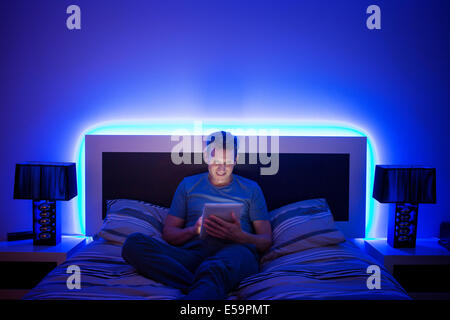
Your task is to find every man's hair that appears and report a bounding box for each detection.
[205,131,239,160]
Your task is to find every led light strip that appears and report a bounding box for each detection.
[70,118,379,238]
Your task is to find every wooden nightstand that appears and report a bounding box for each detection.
[0,235,86,299]
[351,238,450,300]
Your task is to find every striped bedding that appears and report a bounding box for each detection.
[23,238,410,300]
[236,241,410,300]
[23,238,182,300]
[97,199,168,245]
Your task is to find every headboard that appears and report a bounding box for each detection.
[85,135,367,237]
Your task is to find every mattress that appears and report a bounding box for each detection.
[23,238,410,300]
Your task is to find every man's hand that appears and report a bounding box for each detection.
[192,215,203,235]
[202,212,272,252]
[203,212,247,243]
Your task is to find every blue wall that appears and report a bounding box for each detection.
[1,0,449,240]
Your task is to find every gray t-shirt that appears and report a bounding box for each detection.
[169,172,269,234]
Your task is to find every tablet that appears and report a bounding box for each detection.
[199,202,244,239]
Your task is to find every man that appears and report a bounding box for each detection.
[121,131,272,299]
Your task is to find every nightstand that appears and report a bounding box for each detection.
[0,235,86,299]
[351,238,450,300]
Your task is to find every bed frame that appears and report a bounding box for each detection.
[85,135,367,237]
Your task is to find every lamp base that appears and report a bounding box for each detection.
[32,200,61,246]
[387,203,418,248]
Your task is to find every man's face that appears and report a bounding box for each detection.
[207,147,236,185]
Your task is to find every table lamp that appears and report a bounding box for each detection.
[13,162,77,245]
[373,165,436,248]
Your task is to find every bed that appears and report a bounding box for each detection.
[24,134,410,300]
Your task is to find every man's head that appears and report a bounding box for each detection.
[204,131,239,186]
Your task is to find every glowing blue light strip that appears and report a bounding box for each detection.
[71,119,379,237]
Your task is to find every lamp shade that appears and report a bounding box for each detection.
[14,162,77,200]
[373,165,436,204]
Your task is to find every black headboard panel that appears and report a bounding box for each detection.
[102,152,349,221]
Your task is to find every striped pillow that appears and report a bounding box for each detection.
[261,198,345,264]
[97,199,169,244]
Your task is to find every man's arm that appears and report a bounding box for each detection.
[165,178,200,246]
[162,214,201,246]
[239,220,272,253]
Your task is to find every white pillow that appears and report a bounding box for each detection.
[261,198,346,264]
[97,199,169,244]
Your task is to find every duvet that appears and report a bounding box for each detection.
[23,238,409,300]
